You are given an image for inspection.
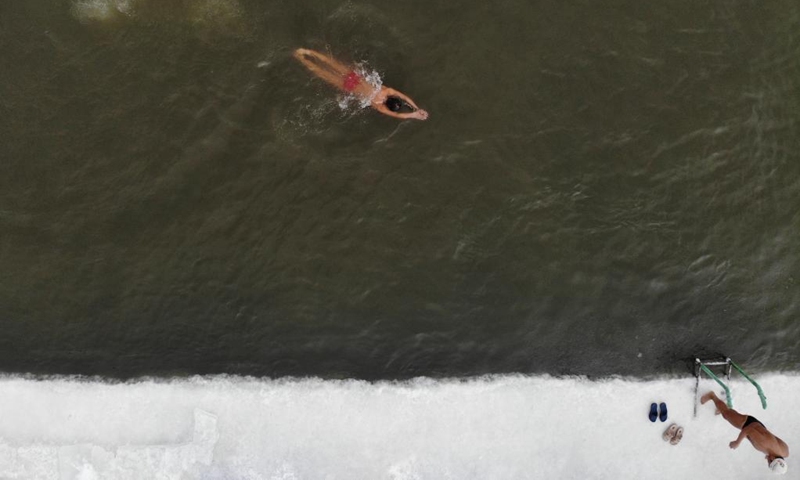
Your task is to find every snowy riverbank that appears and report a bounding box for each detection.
[0,374,795,479]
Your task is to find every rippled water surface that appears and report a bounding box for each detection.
[1,0,798,378]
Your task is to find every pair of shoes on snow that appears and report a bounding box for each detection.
[662,424,684,445]
[649,402,668,422]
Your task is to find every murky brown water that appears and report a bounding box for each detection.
[1,0,798,378]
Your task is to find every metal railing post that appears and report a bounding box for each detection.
[729,360,768,410]
[698,363,733,408]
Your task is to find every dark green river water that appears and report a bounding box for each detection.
[1,0,798,379]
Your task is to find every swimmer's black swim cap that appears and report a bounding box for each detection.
[385,96,403,112]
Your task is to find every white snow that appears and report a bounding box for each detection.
[0,374,795,479]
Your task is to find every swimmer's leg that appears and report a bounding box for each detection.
[701,392,747,429]
[294,49,352,77]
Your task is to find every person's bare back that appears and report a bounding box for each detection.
[741,422,789,458]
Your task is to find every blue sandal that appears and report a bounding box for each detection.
[649,403,658,422]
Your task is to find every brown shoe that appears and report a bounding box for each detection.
[670,426,684,445]
[662,423,678,442]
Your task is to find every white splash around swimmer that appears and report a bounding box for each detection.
[337,63,383,111]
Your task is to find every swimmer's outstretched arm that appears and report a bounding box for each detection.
[375,87,429,120]
[375,105,429,120]
[382,88,420,109]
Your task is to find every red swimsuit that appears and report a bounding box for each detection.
[343,71,360,92]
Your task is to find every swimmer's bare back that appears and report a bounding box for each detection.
[293,48,429,120]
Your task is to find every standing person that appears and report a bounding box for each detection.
[293,48,429,121]
[701,391,789,475]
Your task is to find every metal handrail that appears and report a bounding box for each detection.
[698,363,733,408]
[730,360,768,410]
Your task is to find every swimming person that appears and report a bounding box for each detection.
[701,391,789,475]
[293,48,429,121]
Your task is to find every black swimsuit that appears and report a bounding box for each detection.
[742,416,764,429]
